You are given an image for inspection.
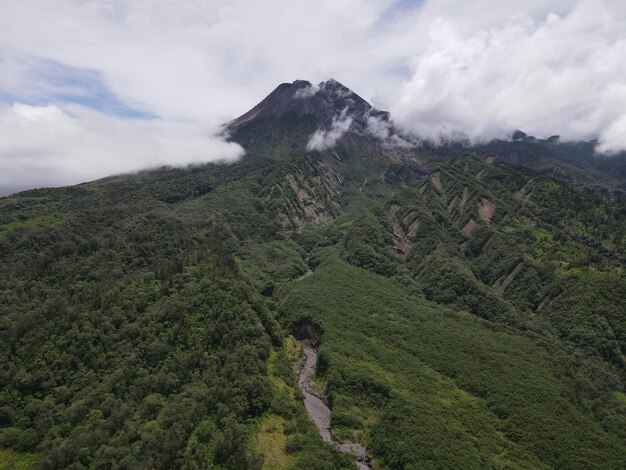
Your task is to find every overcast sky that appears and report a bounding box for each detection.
[1,0,625,194]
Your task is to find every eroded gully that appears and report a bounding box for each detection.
[296,339,373,470]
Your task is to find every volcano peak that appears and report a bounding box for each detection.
[225,78,399,151]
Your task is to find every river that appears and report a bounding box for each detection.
[296,339,372,470]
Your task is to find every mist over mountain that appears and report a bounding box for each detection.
[4,1,626,196]
[227,79,626,197]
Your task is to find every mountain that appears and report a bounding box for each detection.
[1,80,625,469]
[476,136,626,197]
[226,79,397,150]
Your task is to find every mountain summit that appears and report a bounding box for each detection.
[226,79,405,151]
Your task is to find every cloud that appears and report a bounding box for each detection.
[366,114,392,141]
[307,108,353,151]
[597,114,626,154]
[0,0,396,124]
[294,83,320,99]
[390,0,626,151]
[0,103,243,195]
[365,113,414,148]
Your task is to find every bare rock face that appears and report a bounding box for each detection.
[262,156,343,229]
[478,198,495,224]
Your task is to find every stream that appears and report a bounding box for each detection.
[297,339,373,470]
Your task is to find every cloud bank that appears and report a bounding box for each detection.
[365,113,414,148]
[294,84,320,99]
[1,0,626,193]
[0,103,243,194]
[391,0,626,151]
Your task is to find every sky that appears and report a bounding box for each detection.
[1,0,626,194]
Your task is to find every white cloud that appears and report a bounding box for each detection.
[366,114,392,141]
[365,113,414,148]
[597,114,626,154]
[0,0,394,123]
[307,108,353,151]
[0,103,243,195]
[294,83,320,99]
[391,0,626,151]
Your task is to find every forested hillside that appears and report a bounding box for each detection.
[1,80,625,469]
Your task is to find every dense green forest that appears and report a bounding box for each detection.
[0,164,354,469]
[1,82,626,469]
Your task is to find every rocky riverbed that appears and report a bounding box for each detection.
[296,339,372,470]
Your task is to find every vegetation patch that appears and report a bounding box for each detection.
[0,449,38,470]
